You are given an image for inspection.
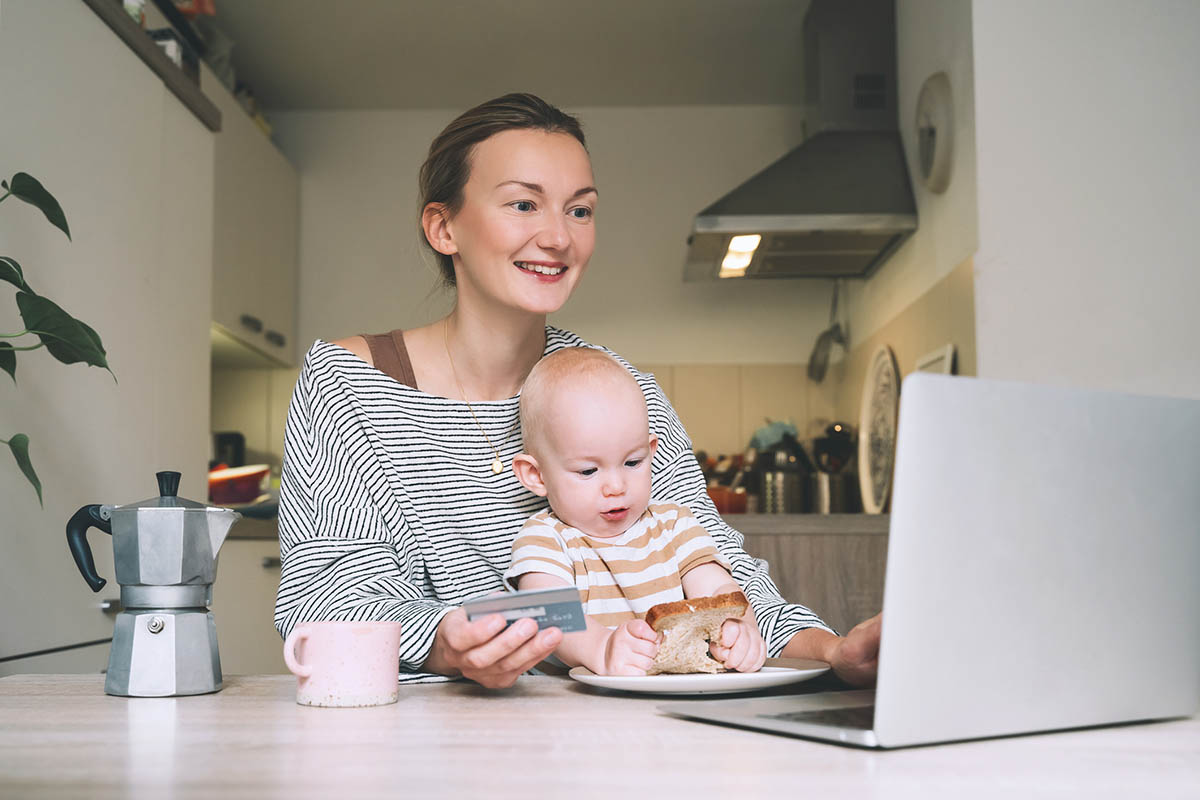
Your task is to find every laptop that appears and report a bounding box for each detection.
[660,373,1200,748]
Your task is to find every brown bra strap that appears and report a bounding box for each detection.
[360,329,417,388]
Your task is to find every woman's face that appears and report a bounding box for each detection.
[445,128,597,316]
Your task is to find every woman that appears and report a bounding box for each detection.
[275,93,880,689]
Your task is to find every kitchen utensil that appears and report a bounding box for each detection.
[814,422,856,473]
[760,450,806,513]
[208,463,270,504]
[65,471,241,697]
[212,431,246,468]
[283,621,403,707]
[707,484,748,514]
[811,472,857,514]
[807,281,849,383]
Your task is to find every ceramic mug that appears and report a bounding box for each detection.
[283,620,402,707]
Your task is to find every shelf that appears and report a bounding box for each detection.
[81,0,221,132]
[724,513,889,536]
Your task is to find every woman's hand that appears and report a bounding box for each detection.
[425,607,562,688]
[601,619,660,676]
[826,613,881,687]
[710,617,767,673]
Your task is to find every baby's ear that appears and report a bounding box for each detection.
[512,453,547,497]
[647,434,659,460]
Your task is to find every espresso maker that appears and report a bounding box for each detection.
[66,471,241,697]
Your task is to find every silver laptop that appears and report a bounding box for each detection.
[661,373,1200,748]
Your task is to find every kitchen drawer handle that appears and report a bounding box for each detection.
[264,330,287,348]
[100,598,122,615]
[262,557,281,569]
[239,314,264,333]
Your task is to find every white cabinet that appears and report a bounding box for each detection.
[205,67,299,366]
[0,642,111,678]
[0,0,213,666]
[212,538,288,674]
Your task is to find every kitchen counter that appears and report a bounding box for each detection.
[725,513,889,535]
[228,514,889,541]
[227,516,280,540]
[2,673,1196,798]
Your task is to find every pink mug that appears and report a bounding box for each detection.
[283,621,402,707]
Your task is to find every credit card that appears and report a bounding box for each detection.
[463,585,586,633]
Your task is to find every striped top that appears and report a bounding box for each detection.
[274,326,832,683]
[504,503,728,628]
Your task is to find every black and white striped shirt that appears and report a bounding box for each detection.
[275,327,832,682]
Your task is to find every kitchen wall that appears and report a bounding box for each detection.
[225,13,983,461]
[971,0,1200,399]
[220,104,851,458]
[211,366,296,474]
[833,256,976,423]
[271,105,838,364]
[839,0,978,363]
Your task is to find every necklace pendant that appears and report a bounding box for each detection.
[491,458,504,475]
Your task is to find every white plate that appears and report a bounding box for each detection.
[568,660,829,696]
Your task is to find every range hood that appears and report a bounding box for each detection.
[684,0,917,281]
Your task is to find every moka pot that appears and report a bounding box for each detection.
[65,471,241,697]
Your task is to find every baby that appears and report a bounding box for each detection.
[505,347,766,676]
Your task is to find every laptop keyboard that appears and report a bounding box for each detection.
[760,704,876,730]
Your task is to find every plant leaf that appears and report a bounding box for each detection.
[0,343,14,382]
[7,433,43,507]
[15,291,111,375]
[8,173,70,240]
[0,256,32,292]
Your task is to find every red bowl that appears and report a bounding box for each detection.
[208,464,270,505]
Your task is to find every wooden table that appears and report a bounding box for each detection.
[2,674,1198,799]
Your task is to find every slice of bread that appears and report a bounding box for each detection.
[644,591,749,675]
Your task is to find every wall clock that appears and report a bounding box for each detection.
[915,71,954,194]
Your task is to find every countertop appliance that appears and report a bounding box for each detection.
[683,0,917,282]
[65,471,241,697]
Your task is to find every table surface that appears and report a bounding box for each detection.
[2,672,1198,799]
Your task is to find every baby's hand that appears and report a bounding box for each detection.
[709,617,766,673]
[601,619,660,676]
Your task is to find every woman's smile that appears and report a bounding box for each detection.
[514,260,568,279]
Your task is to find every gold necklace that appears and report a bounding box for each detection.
[443,322,512,475]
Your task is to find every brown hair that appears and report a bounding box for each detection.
[417,93,587,286]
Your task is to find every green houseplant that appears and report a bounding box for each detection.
[2,172,113,507]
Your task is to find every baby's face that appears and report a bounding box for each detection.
[535,377,656,537]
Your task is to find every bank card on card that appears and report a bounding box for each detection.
[463,586,586,633]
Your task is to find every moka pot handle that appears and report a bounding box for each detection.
[66,504,112,592]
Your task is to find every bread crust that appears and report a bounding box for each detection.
[644,590,749,630]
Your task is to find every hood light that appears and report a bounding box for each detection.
[718,234,762,278]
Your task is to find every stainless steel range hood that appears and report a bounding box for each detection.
[684,0,917,281]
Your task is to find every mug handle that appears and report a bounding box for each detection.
[283,628,313,678]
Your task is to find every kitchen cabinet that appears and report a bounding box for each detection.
[0,643,110,679]
[734,514,888,635]
[212,538,288,674]
[0,0,212,672]
[206,65,299,366]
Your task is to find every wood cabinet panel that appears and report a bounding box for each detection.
[743,533,888,636]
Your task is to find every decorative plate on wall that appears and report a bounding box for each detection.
[858,345,901,514]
